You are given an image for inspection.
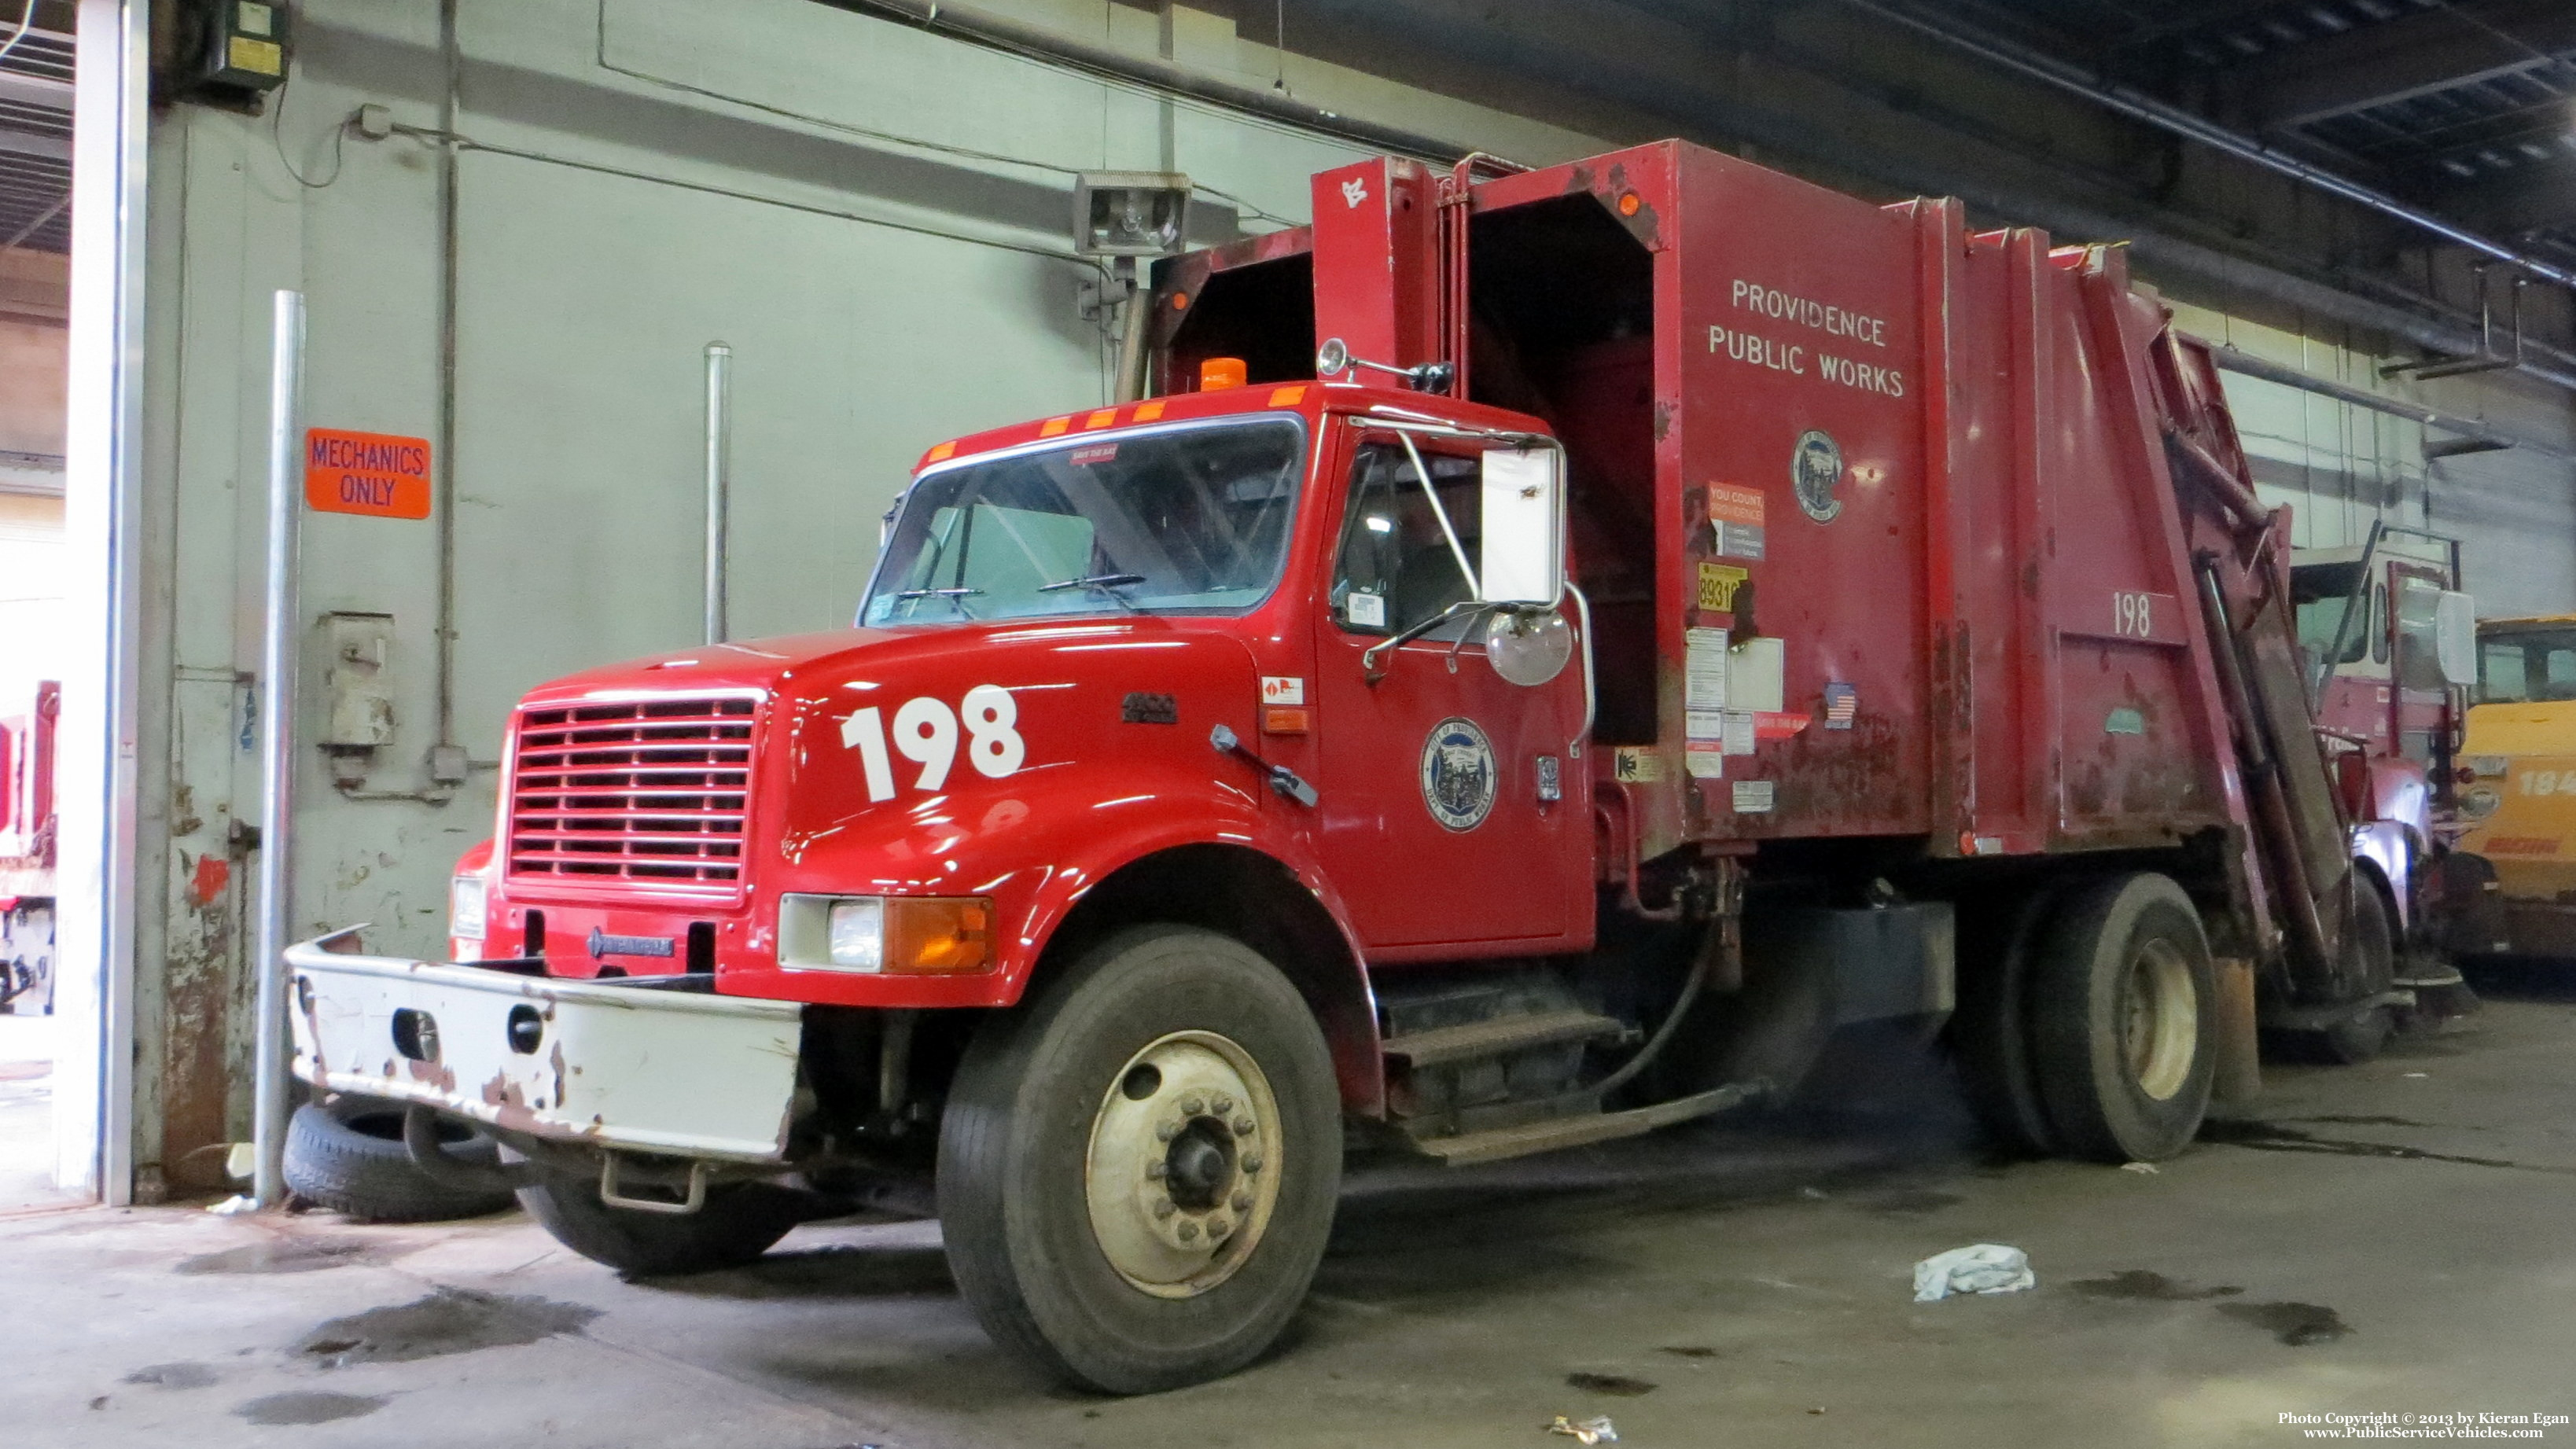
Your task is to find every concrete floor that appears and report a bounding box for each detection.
[8,980,2576,1449]
[0,1013,75,1213]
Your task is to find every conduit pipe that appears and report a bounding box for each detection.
[703,342,731,645]
[252,290,307,1211]
[1840,0,2576,294]
[824,0,1492,166]
[2199,344,2576,466]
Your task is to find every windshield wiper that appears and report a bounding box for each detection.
[1039,573,1148,612]
[889,587,983,619]
[1040,572,1147,592]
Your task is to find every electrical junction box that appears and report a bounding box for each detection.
[318,612,396,749]
[202,2,290,92]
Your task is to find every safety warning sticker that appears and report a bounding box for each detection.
[305,428,432,520]
[1720,711,1757,756]
[1731,779,1776,814]
[1612,747,1664,784]
[1686,627,1730,710]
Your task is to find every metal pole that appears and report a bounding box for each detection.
[252,289,306,1210]
[704,342,730,645]
[1112,259,1150,404]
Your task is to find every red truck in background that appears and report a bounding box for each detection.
[2289,526,2485,1036]
[1,681,58,1016]
[287,141,2412,1392]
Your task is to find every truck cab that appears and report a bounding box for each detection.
[2453,615,2576,957]
[2288,526,2477,987]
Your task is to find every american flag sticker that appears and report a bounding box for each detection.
[1823,682,1858,730]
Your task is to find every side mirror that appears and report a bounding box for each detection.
[2437,590,2478,687]
[1478,447,1562,608]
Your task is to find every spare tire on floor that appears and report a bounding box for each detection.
[283,1096,517,1223]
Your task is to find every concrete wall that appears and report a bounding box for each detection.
[2171,297,2576,616]
[117,0,2576,1195]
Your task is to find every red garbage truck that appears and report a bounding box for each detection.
[288,141,2405,1392]
[1,681,57,1016]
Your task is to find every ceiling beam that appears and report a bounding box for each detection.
[0,124,71,162]
[2438,157,2576,237]
[2225,0,2576,133]
[0,68,74,111]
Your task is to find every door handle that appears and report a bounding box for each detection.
[1210,724,1319,807]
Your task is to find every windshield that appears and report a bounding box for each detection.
[2477,628,2576,704]
[860,419,1305,626]
[2291,561,2367,667]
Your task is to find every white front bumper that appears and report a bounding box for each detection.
[285,930,804,1164]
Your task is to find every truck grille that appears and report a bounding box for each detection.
[506,697,756,888]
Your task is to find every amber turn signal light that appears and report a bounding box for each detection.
[1262,705,1310,736]
[885,897,995,974]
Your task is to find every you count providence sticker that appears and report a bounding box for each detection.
[305,428,432,520]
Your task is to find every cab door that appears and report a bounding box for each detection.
[1305,428,1593,954]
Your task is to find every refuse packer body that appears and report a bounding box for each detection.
[287,139,2401,1393]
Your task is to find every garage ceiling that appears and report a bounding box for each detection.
[1950,0,2576,269]
[0,3,72,255]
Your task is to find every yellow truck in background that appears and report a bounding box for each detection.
[2458,616,2576,958]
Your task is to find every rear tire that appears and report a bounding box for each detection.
[2029,874,2216,1163]
[517,1168,807,1277]
[1950,886,2059,1157]
[938,925,1341,1394]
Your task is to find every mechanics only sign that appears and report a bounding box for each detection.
[305,428,432,520]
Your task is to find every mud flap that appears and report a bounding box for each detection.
[2210,954,2261,1105]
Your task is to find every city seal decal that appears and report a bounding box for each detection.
[1419,717,1497,833]
[1791,428,1845,523]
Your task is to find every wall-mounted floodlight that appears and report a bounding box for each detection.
[1073,171,1194,257]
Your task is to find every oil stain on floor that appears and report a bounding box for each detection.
[2199,1120,2565,1175]
[2218,1300,2353,1347]
[294,1286,601,1366]
[123,1361,221,1388]
[234,1390,388,1425]
[174,1238,388,1276]
[1564,1372,1658,1396]
[2070,1271,2245,1302]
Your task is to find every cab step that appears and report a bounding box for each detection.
[1379,1008,1626,1069]
[1411,1081,1766,1168]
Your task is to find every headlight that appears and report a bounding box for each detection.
[779,894,994,974]
[450,875,488,943]
[827,898,885,972]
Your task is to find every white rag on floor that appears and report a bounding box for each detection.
[1912,1243,2035,1302]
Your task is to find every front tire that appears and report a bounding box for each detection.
[2029,873,2217,1163]
[517,1167,808,1277]
[938,925,1341,1394]
[2320,883,2396,1065]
